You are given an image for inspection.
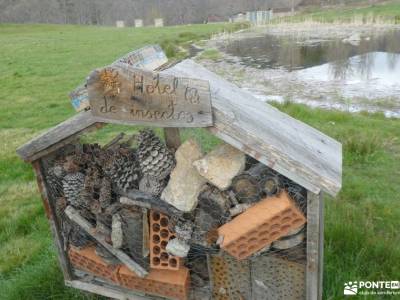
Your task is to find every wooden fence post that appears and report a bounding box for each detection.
[306,191,324,300]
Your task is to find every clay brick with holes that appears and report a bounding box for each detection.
[116,265,190,300]
[217,191,306,260]
[150,210,182,270]
[68,246,120,283]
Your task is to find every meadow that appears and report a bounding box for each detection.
[0,22,399,299]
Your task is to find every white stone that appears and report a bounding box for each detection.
[111,213,123,249]
[166,238,190,257]
[193,143,245,190]
[161,139,206,212]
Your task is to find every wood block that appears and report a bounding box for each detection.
[250,255,305,300]
[68,246,120,283]
[117,265,190,300]
[218,191,306,260]
[149,210,182,270]
[208,253,251,300]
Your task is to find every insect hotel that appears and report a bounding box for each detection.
[17,45,342,300]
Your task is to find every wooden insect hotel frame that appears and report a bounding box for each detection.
[17,45,342,300]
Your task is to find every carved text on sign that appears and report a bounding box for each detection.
[88,65,212,127]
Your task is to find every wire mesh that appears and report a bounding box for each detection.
[39,127,308,300]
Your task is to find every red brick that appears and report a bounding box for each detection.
[217,191,306,260]
[117,265,190,300]
[149,210,183,270]
[68,246,120,283]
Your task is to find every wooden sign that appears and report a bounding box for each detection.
[87,64,213,127]
[70,45,168,112]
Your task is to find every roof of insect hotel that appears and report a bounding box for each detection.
[17,59,342,197]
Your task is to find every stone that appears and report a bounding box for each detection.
[193,143,245,190]
[166,238,190,258]
[161,139,206,212]
[111,213,123,249]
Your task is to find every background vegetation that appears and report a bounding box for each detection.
[0,21,399,299]
[277,0,400,23]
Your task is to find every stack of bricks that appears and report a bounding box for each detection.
[68,246,120,283]
[217,191,306,260]
[117,265,190,300]
[149,210,182,270]
[69,246,190,300]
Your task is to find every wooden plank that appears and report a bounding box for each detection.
[163,59,342,197]
[306,191,324,300]
[70,45,168,112]
[16,110,100,162]
[87,64,213,127]
[65,206,148,278]
[116,44,168,71]
[163,128,181,152]
[32,160,74,281]
[65,280,150,300]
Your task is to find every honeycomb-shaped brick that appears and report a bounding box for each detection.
[116,265,190,300]
[68,246,119,283]
[150,210,182,270]
[250,254,305,300]
[218,191,306,260]
[208,253,251,300]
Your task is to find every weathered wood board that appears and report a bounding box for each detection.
[163,59,342,197]
[307,191,324,300]
[115,44,168,71]
[87,64,213,127]
[70,45,168,112]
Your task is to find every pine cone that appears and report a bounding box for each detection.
[99,176,112,209]
[62,172,85,208]
[102,147,141,192]
[139,175,166,197]
[136,129,175,180]
[46,165,65,199]
[80,167,103,213]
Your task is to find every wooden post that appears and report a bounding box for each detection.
[163,128,181,152]
[32,160,74,280]
[306,191,324,300]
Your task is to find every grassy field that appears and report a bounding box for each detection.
[277,0,400,23]
[0,23,399,300]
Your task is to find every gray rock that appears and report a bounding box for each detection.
[161,139,206,212]
[193,143,245,190]
[166,238,190,257]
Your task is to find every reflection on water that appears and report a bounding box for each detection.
[299,52,400,85]
[223,30,400,83]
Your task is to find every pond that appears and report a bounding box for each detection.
[208,28,400,117]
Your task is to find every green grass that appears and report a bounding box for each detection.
[0,23,399,299]
[197,48,223,61]
[276,0,400,24]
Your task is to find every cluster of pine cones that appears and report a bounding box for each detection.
[44,129,175,248]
